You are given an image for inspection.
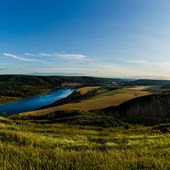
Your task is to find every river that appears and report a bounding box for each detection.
[0,89,74,115]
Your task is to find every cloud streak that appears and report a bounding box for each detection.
[3,53,36,62]
[124,59,170,68]
[56,53,86,60]
[25,52,86,60]
[125,59,148,64]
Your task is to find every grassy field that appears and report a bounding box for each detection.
[0,116,11,123]
[21,86,155,117]
[0,118,169,170]
[53,90,150,110]
[0,96,22,104]
[0,85,170,169]
[76,86,100,95]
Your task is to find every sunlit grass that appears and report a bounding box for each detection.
[0,120,169,169]
[76,86,100,95]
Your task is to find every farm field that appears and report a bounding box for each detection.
[0,118,169,170]
[52,90,150,110]
[76,86,101,95]
[20,86,158,117]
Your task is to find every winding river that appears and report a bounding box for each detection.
[0,89,74,115]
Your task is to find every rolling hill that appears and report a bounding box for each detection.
[0,75,123,98]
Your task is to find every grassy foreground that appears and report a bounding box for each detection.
[0,118,169,170]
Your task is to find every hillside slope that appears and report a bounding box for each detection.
[101,94,170,125]
[0,75,121,97]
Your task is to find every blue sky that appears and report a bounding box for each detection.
[1,0,170,78]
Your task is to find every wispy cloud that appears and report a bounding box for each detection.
[25,52,86,60]
[125,59,148,64]
[56,53,86,60]
[3,53,36,62]
[124,59,170,68]
[24,52,37,57]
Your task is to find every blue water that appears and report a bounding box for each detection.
[0,89,74,115]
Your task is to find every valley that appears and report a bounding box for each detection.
[0,75,170,169]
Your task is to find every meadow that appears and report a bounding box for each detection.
[76,86,101,95]
[0,117,169,170]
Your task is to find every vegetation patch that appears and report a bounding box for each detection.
[0,119,169,169]
[22,110,125,128]
[0,116,11,123]
[0,96,22,104]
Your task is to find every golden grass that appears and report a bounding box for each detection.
[76,86,100,95]
[51,90,150,110]
[127,86,160,91]
[20,89,151,117]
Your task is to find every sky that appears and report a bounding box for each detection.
[1,0,170,79]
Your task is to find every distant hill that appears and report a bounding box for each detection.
[1,75,170,98]
[0,75,123,97]
[161,83,170,89]
[130,79,170,86]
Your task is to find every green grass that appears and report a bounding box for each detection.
[90,87,129,99]
[0,117,169,170]
[0,116,11,123]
